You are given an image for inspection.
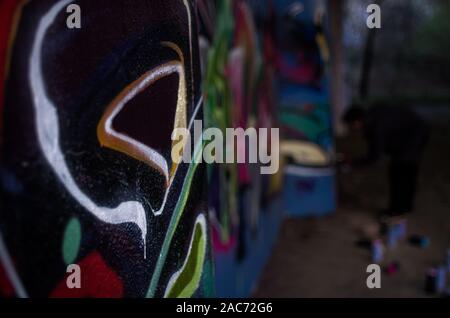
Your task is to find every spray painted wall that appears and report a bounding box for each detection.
[0,0,213,298]
[274,0,336,217]
[201,0,284,297]
[0,0,337,299]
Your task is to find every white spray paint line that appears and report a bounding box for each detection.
[150,96,203,216]
[0,232,28,298]
[29,0,204,259]
[103,64,185,193]
[188,96,203,129]
[29,0,148,256]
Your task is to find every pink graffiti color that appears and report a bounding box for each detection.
[211,223,237,253]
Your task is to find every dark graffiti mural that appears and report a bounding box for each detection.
[0,0,213,298]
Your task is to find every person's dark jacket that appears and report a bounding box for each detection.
[355,105,430,166]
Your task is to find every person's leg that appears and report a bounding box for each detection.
[388,160,403,215]
[401,123,429,211]
[389,160,419,215]
[401,161,419,212]
[382,128,428,221]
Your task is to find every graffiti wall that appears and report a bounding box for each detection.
[0,0,337,299]
[274,0,336,217]
[201,0,284,297]
[0,0,214,298]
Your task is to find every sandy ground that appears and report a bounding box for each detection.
[253,106,450,298]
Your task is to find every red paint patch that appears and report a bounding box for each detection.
[0,262,15,297]
[50,251,124,298]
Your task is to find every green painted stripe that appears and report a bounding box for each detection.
[165,217,206,298]
[146,140,203,298]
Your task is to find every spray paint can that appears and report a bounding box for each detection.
[409,235,430,248]
[425,267,438,294]
[387,226,397,248]
[437,266,447,294]
[397,219,407,240]
[372,239,384,263]
[385,261,400,276]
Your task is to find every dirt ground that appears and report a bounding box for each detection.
[253,106,450,298]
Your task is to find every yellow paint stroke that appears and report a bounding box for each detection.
[280,140,330,166]
[4,0,29,82]
[182,0,195,107]
[162,42,188,145]
[98,42,188,187]
[314,2,330,63]
[162,41,188,176]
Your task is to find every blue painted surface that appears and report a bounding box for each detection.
[284,171,336,218]
[278,80,330,107]
[214,197,284,298]
[213,0,336,297]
